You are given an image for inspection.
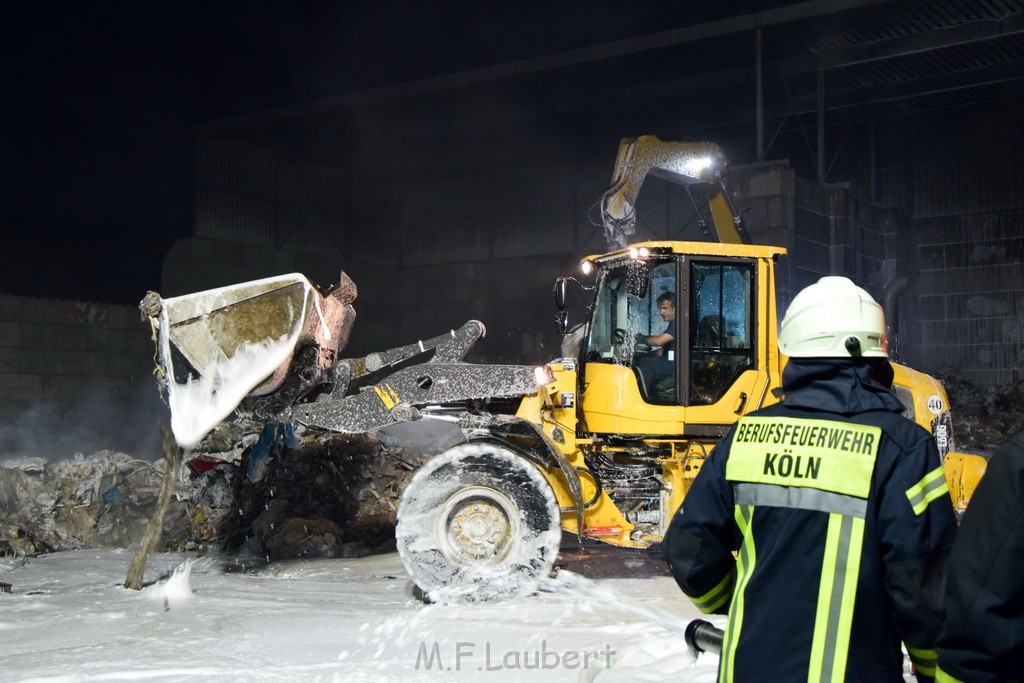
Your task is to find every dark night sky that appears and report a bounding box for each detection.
[4,1,784,305]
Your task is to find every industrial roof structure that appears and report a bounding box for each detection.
[197,0,1024,181]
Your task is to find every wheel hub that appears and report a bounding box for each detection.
[437,486,520,565]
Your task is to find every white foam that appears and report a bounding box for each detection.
[145,559,195,607]
[157,298,303,449]
[164,334,296,449]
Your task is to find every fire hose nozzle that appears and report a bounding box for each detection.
[685,619,725,656]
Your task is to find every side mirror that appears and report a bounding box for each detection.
[554,278,567,310]
[553,278,569,335]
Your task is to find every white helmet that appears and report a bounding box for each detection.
[778,276,888,358]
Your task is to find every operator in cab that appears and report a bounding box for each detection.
[635,291,676,392]
[664,276,957,682]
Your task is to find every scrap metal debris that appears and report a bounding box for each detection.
[0,450,183,557]
[0,427,429,563]
[225,430,427,561]
[939,374,1024,455]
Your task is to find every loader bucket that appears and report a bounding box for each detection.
[142,272,357,448]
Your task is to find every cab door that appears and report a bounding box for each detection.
[579,254,765,435]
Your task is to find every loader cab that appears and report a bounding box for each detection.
[574,242,784,436]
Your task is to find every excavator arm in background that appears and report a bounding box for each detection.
[600,135,751,247]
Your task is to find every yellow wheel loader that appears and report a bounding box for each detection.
[142,137,986,600]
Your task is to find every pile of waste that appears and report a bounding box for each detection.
[196,427,428,561]
[939,374,1024,455]
[0,450,183,557]
[0,426,428,561]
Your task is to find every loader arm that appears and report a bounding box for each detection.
[293,362,539,434]
[331,319,489,397]
[293,319,543,434]
[601,135,750,247]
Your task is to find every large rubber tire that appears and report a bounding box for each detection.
[395,443,561,602]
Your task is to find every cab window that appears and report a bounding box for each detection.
[586,259,678,404]
[689,261,755,405]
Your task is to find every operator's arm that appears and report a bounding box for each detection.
[877,431,958,682]
[936,431,1024,683]
[664,434,739,614]
[641,320,675,352]
[643,331,675,348]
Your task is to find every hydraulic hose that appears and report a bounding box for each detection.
[685,619,724,655]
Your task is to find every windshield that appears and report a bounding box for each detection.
[587,259,675,365]
[584,254,756,406]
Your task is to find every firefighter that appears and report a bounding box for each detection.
[935,427,1024,682]
[664,276,957,682]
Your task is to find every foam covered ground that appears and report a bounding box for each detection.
[0,549,721,682]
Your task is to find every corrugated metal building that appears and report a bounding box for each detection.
[169,0,1024,385]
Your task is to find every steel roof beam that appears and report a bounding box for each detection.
[781,59,1024,115]
[819,12,1024,69]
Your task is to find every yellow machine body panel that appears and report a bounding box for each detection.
[944,451,988,513]
[579,364,773,434]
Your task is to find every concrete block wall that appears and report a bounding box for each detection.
[872,101,1024,385]
[731,166,920,368]
[399,253,578,366]
[168,157,955,384]
[730,161,797,306]
[732,161,796,247]
[160,237,403,359]
[399,163,579,267]
[797,181,850,278]
[917,210,1024,386]
[0,294,165,460]
[794,180,903,293]
[389,157,606,364]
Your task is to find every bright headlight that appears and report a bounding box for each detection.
[681,155,713,178]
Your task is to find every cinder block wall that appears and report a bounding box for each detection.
[399,254,579,366]
[729,166,919,368]
[918,210,1024,386]
[0,294,165,460]
[730,161,797,307]
[160,237,402,359]
[395,160,588,366]
[177,134,1024,389]
[874,101,1024,385]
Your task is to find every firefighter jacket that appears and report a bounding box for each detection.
[665,359,958,682]
[936,428,1024,683]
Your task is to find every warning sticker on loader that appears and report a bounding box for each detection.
[374,384,401,409]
